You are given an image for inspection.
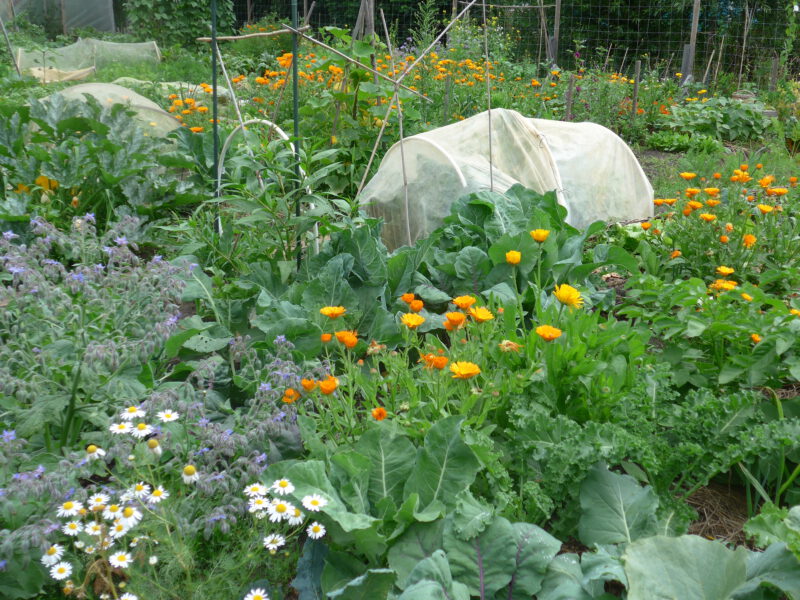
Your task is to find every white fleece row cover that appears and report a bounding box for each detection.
[359,108,654,250]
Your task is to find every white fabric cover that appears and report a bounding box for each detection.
[360,108,653,250]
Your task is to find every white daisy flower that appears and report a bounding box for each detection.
[271,478,295,496]
[102,504,123,521]
[109,552,132,568]
[120,405,145,420]
[62,521,82,536]
[149,556,158,565]
[120,593,139,600]
[41,543,64,566]
[263,533,286,551]
[307,521,326,539]
[130,422,153,439]
[301,494,328,512]
[119,490,135,503]
[121,507,142,528]
[244,483,269,497]
[109,422,131,435]
[88,493,110,510]
[182,465,199,484]
[267,499,294,523]
[253,511,268,520]
[130,482,151,499]
[157,410,179,422]
[57,500,83,518]
[248,496,270,513]
[287,506,304,526]
[85,522,104,537]
[49,561,72,580]
[84,545,97,554]
[146,438,162,456]
[244,588,270,600]
[99,537,115,550]
[74,540,85,549]
[149,486,169,503]
[109,520,130,539]
[86,444,106,461]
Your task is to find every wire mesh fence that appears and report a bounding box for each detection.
[232,0,797,87]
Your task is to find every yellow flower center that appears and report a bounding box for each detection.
[63,501,74,510]
[183,465,196,476]
[87,444,98,454]
[123,507,134,518]
[47,547,57,555]
[275,503,287,513]
[136,423,147,431]
[147,439,159,449]
[153,489,162,497]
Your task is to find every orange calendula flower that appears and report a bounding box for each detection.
[506,250,522,265]
[318,375,339,395]
[301,378,316,391]
[742,234,757,248]
[420,353,449,369]
[790,308,800,317]
[641,222,652,231]
[687,200,703,210]
[444,311,467,328]
[335,330,358,348]
[682,208,693,217]
[283,388,300,404]
[664,198,678,205]
[751,333,762,344]
[653,199,665,206]
[468,306,494,323]
[713,172,721,179]
[321,333,332,343]
[685,188,701,198]
[535,325,562,341]
[553,284,583,309]
[716,266,734,276]
[704,187,720,196]
[680,172,697,180]
[757,204,774,214]
[35,175,58,191]
[452,295,476,310]
[766,187,788,196]
[371,407,388,421]
[699,213,717,222]
[741,293,753,302]
[740,164,749,171]
[320,306,346,319]
[759,175,776,188]
[498,340,523,352]
[789,176,798,186]
[189,126,204,133]
[705,199,721,207]
[400,293,415,304]
[669,250,682,259]
[530,229,550,243]
[709,279,738,291]
[401,313,425,329]
[409,299,424,313]
[725,223,734,232]
[719,235,729,243]
[450,361,481,379]
[756,163,763,169]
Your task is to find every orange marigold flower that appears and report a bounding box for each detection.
[283,388,300,403]
[444,311,467,328]
[704,187,720,196]
[680,172,697,180]
[401,313,425,329]
[320,306,346,319]
[400,293,415,304]
[759,175,776,188]
[318,375,339,395]
[757,204,774,214]
[766,188,788,197]
[535,325,562,341]
[699,213,717,222]
[641,222,652,231]
[664,198,678,205]
[189,126,204,133]
[505,250,522,265]
[756,163,763,169]
[685,188,701,197]
[789,176,798,186]
[530,229,550,243]
[301,378,316,391]
[409,299,424,312]
[468,306,494,323]
[321,333,332,343]
[670,250,682,259]
[420,353,449,369]
[687,200,703,210]
[742,234,757,248]
[716,266,734,276]
[740,164,749,171]
[452,295,476,310]
[498,339,523,352]
[653,198,665,206]
[450,361,481,379]
[719,235,729,243]
[682,207,693,217]
[371,406,388,421]
[713,172,721,179]
[335,330,358,348]
[751,333,762,344]
[705,199,721,207]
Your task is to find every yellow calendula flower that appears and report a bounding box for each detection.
[716,266,734,276]
[468,306,494,323]
[679,172,696,180]
[530,229,550,243]
[498,340,523,352]
[757,204,774,215]
[320,306,346,319]
[401,313,425,329]
[699,213,717,222]
[449,361,481,379]
[505,250,521,265]
[452,295,476,310]
[535,325,562,341]
[553,284,583,309]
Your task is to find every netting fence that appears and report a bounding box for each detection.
[231,0,798,87]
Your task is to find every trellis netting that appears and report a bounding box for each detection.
[0,0,114,31]
[15,38,161,82]
[359,108,653,250]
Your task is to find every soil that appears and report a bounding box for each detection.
[688,482,751,546]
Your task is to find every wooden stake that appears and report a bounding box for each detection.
[687,0,701,80]
[197,26,310,42]
[702,48,715,84]
[0,9,20,76]
[552,0,561,66]
[769,55,779,91]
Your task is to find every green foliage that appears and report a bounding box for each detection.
[646,130,725,154]
[665,96,772,142]
[746,504,800,559]
[124,0,235,46]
